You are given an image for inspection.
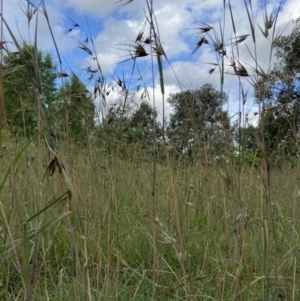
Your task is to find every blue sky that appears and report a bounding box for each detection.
[3,0,300,125]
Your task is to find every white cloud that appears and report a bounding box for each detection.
[149,84,179,121]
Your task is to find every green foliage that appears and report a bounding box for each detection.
[167,83,231,154]
[232,150,261,167]
[129,101,159,143]
[0,128,9,149]
[3,43,57,136]
[254,18,300,160]
[234,123,259,155]
[56,74,95,141]
[274,17,300,79]
[100,99,132,143]
[99,99,160,149]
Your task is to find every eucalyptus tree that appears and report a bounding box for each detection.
[167,83,230,154]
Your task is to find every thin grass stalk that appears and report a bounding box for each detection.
[24,14,44,299]
[58,268,63,301]
[259,71,271,298]
[244,2,272,295]
[68,24,110,297]
[145,1,158,299]
[22,223,31,300]
[40,0,71,182]
[150,56,158,300]
[0,201,23,297]
[0,0,3,136]
[40,3,87,297]
[87,145,104,292]
[292,255,297,301]
[1,80,23,300]
[145,2,190,296]
[228,1,245,208]
[83,218,92,301]
[217,6,235,279]
[66,211,82,301]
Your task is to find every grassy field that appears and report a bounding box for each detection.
[1,0,300,300]
[0,140,299,300]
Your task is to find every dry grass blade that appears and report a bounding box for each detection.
[135,20,147,43]
[228,0,236,34]
[105,0,134,16]
[258,5,280,39]
[72,37,93,56]
[115,0,134,8]
[243,0,256,43]
[64,14,80,34]
[79,44,93,56]
[231,34,249,46]
[38,1,62,66]
[241,85,248,105]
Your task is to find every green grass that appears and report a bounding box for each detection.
[1,1,299,300]
[0,141,299,300]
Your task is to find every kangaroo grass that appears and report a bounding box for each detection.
[0,0,299,300]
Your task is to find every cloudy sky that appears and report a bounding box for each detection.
[2,0,300,125]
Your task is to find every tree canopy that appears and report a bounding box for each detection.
[3,43,57,136]
[254,17,300,159]
[56,74,95,141]
[167,83,230,153]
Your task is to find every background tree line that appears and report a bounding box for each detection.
[3,43,95,141]
[3,16,300,166]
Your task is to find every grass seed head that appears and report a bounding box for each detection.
[208,68,216,75]
[134,44,148,58]
[196,21,213,33]
[191,36,209,56]
[153,45,165,56]
[135,31,144,43]
[231,34,249,46]
[144,37,153,44]
[230,57,248,76]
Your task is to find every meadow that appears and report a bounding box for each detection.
[0,141,299,300]
[0,0,300,300]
